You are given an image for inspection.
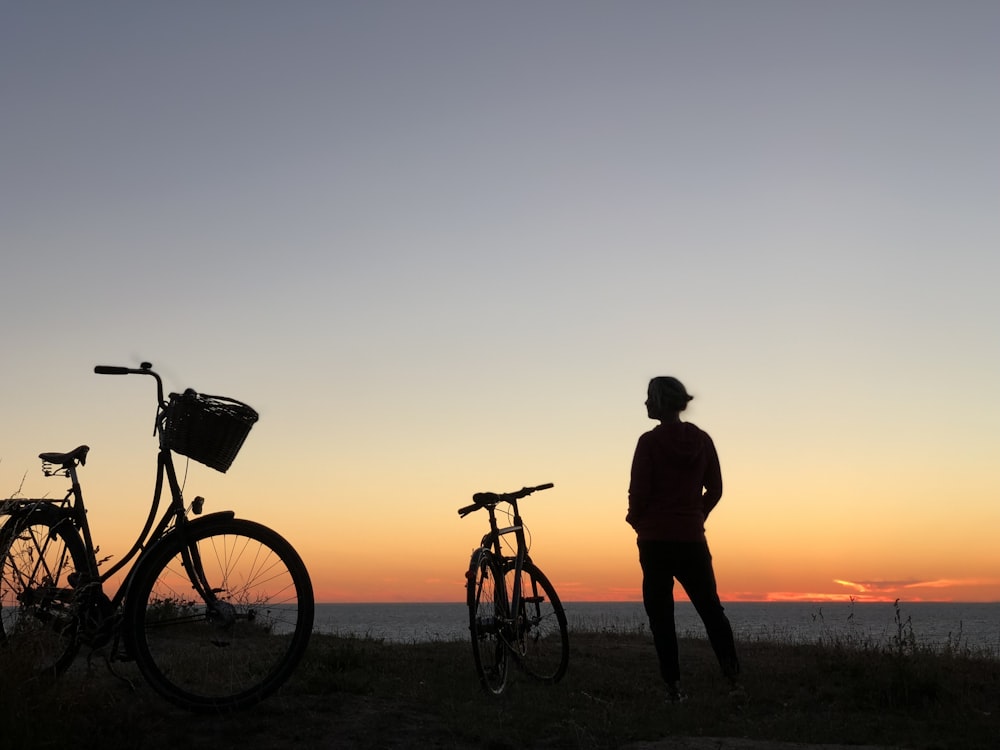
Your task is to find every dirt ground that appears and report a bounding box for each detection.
[133,691,907,750]
[626,740,902,750]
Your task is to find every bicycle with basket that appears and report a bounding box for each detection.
[0,362,314,712]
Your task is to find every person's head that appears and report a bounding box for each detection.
[645,376,693,420]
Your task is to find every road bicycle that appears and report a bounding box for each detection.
[458,482,568,695]
[0,362,314,712]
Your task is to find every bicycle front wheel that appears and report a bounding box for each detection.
[0,508,88,677]
[123,517,314,712]
[467,549,508,695]
[505,560,569,683]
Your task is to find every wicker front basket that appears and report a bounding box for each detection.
[164,390,259,473]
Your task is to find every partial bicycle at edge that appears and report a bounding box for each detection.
[459,482,569,695]
[0,362,314,712]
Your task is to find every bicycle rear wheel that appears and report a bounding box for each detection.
[123,517,313,712]
[0,508,88,676]
[467,549,508,695]
[505,560,569,683]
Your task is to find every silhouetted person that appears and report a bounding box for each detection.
[626,376,741,703]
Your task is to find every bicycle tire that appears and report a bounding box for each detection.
[504,560,569,683]
[0,508,88,676]
[467,549,508,695]
[123,517,314,712]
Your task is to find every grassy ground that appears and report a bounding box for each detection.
[2,626,999,750]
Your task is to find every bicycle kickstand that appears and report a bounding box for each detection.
[86,640,137,694]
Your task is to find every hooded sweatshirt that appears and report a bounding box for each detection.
[626,421,722,542]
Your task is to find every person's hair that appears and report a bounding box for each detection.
[647,376,694,414]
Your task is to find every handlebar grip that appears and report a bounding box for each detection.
[457,502,480,517]
[532,483,554,492]
[94,365,131,375]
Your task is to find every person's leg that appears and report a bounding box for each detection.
[637,540,681,685]
[674,541,740,679]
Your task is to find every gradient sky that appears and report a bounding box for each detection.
[3,2,998,604]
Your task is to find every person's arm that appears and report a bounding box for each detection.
[701,435,723,519]
[626,435,652,528]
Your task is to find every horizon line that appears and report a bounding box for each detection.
[315,597,1000,607]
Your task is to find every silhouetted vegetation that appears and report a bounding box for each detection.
[3,613,1000,749]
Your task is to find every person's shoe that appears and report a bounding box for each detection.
[665,682,689,704]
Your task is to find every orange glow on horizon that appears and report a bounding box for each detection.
[756,592,889,603]
[307,582,1000,605]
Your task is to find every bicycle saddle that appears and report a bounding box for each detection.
[39,445,91,467]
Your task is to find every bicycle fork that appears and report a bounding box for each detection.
[176,540,237,636]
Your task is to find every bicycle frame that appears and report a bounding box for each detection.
[17,364,230,640]
[460,483,553,641]
[476,498,530,638]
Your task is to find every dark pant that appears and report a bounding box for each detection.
[638,539,740,684]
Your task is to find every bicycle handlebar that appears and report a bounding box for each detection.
[95,362,154,376]
[94,362,165,409]
[457,483,554,517]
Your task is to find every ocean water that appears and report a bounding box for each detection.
[313,600,1000,653]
